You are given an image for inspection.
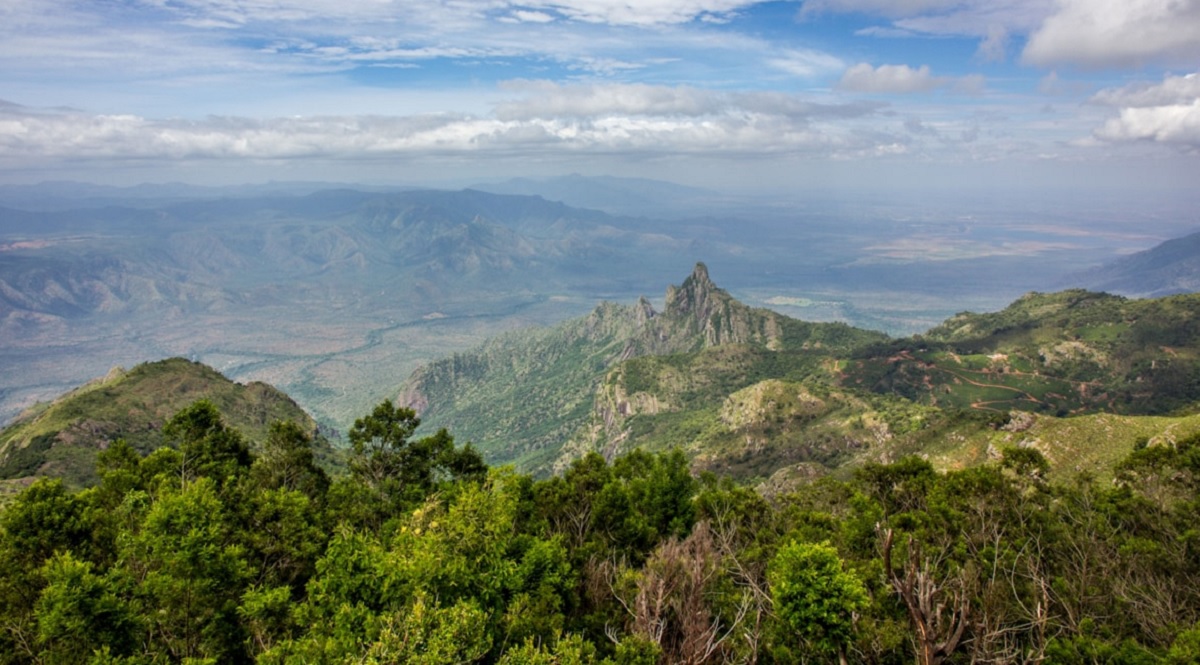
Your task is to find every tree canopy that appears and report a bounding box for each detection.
[1,401,1199,664]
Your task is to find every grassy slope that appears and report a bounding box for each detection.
[0,357,321,487]
[868,290,1200,414]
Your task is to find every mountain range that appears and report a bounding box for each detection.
[2,178,1198,442]
[5,262,1200,495]
[401,264,1200,483]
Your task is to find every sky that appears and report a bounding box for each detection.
[0,0,1198,191]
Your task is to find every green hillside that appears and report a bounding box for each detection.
[850,289,1200,415]
[0,358,324,487]
[582,345,1200,486]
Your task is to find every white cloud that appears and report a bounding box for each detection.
[510,10,556,23]
[0,85,894,163]
[1023,0,1200,68]
[838,63,984,95]
[1090,73,1200,108]
[494,81,881,121]
[132,0,765,28]
[1095,102,1200,149]
[519,0,758,25]
[494,81,716,119]
[838,63,934,93]
[806,0,1051,40]
[1091,73,1200,151]
[891,1,1048,37]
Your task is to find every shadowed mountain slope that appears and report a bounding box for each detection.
[1067,229,1200,297]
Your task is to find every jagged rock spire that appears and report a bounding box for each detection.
[665,262,720,318]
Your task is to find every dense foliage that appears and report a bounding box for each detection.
[2,399,1199,664]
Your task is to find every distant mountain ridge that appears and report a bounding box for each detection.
[470,174,717,216]
[1067,229,1200,297]
[0,184,746,431]
[0,188,690,325]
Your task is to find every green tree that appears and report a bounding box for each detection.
[347,400,486,515]
[250,420,329,500]
[0,479,97,663]
[163,400,252,487]
[769,540,867,665]
[122,476,250,662]
[35,552,138,664]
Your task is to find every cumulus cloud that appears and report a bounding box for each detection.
[1023,0,1200,68]
[0,84,894,163]
[1094,103,1200,148]
[839,64,940,93]
[1090,74,1200,108]
[1090,73,1200,150]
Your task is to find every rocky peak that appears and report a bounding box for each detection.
[665,262,723,320]
[655,261,784,351]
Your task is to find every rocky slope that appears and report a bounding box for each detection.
[398,263,886,471]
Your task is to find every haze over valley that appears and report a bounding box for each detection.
[3,0,1198,433]
[2,176,1195,432]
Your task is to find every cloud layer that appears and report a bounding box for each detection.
[0,84,893,163]
[0,0,1197,186]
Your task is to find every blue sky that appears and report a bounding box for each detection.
[0,0,1197,190]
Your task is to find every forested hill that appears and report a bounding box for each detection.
[398,263,886,471]
[860,288,1200,414]
[0,358,325,488]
